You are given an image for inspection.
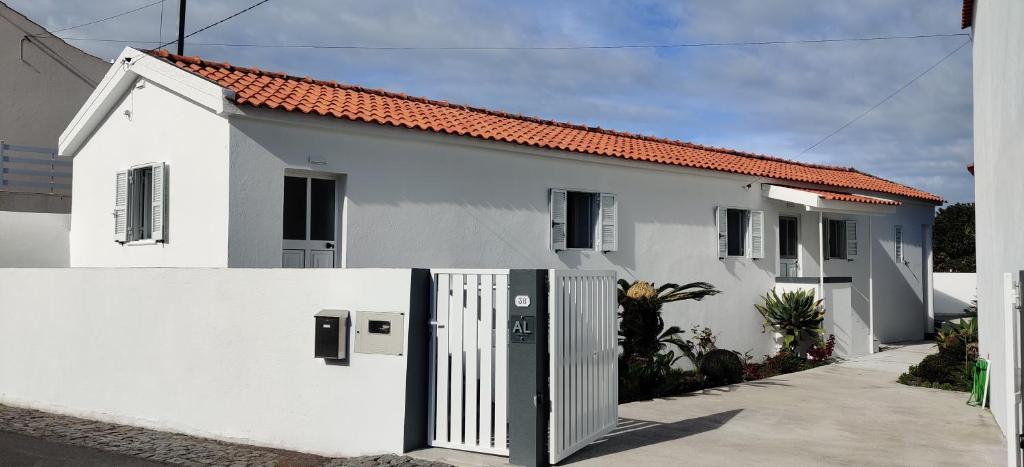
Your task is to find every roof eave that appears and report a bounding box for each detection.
[59,47,237,157]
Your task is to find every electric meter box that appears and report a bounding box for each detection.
[314,310,349,359]
[355,311,405,355]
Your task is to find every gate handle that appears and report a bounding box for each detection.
[429,320,446,329]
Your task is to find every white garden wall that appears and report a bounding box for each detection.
[933,272,976,317]
[0,267,424,456]
[0,211,69,266]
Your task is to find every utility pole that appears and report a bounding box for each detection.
[176,0,187,55]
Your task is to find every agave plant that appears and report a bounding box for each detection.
[755,288,825,353]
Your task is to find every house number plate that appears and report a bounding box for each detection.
[514,295,531,307]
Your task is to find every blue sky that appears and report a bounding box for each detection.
[12,0,974,203]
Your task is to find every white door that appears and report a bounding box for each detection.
[282,174,339,268]
[779,216,799,277]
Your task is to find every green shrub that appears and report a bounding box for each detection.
[700,349,744,386]
[899,353,971,392]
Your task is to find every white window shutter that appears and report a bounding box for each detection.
[550,189,567,251]
[846,220,857,258]
[599,193,617,252]
[716,206,728,259]
[750,210,764,259]
[151,162,167,242]
[113,170,129,243]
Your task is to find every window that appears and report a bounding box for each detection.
[826,219,846,259]
[779,216,798,259]
[128,166,153,241]
[726,209,748,256]
[717,207,763,259]
[894,225,904,263]
[566,191,597,249]
[823,219,858,261]
[550,189,617,252]
[114,163,166,243]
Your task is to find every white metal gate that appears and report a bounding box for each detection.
[428,270,510,455]
[549,270,618,464]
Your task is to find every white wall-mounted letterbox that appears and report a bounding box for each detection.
[355,311,405,355]
[315,310,349,359]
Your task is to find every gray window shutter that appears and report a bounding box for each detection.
[151,162,166,242]
[113,170,128,243]
[846,220,857,258]
[750,210,764,259]
[716,206,728,259]
[550,189,567,251]
[599,193,617,252]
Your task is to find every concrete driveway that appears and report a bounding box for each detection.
[412,342,1005,466]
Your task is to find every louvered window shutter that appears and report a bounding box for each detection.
[716,206,728,259]
[599,193,617,252]
[846,220,857,258]
[113,170,129,243]
[550,189,567,251]
[151,162,167,242]
[750,210,764,259]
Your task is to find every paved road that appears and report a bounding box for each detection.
[411,342,1006,466]
[0,430,163,466]
[0,404,447,466]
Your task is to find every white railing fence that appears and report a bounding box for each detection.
[549,270,618,464]
[0,142,72,195]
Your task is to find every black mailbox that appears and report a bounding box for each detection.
[315,310,349,359]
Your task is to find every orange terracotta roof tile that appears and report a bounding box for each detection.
[148,49,943,204]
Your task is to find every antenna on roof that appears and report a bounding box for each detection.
[176,0,186,55]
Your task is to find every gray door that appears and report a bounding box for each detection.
[282,174,338,268]
[779,216,799,277]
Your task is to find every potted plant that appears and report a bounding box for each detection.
[754,288,825,356]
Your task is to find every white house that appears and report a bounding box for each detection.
[963,0,1024,464]
[57,47,940,358]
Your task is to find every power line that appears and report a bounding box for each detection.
[53,31,968,51]
[33,0,163,36]
[798,39,970,156]
[155,0,271,51]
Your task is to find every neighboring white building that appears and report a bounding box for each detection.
[964,0,1024,464]
[58,47,941,358]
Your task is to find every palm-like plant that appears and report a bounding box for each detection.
[617,279,720,401]
[755,288,825,353]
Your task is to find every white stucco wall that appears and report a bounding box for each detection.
[226,111,934,355]
[68,77,231,267]
[934,272,976,317]
[0,267,418,456]
[0,211,69,266]
[971,0,1024,449]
